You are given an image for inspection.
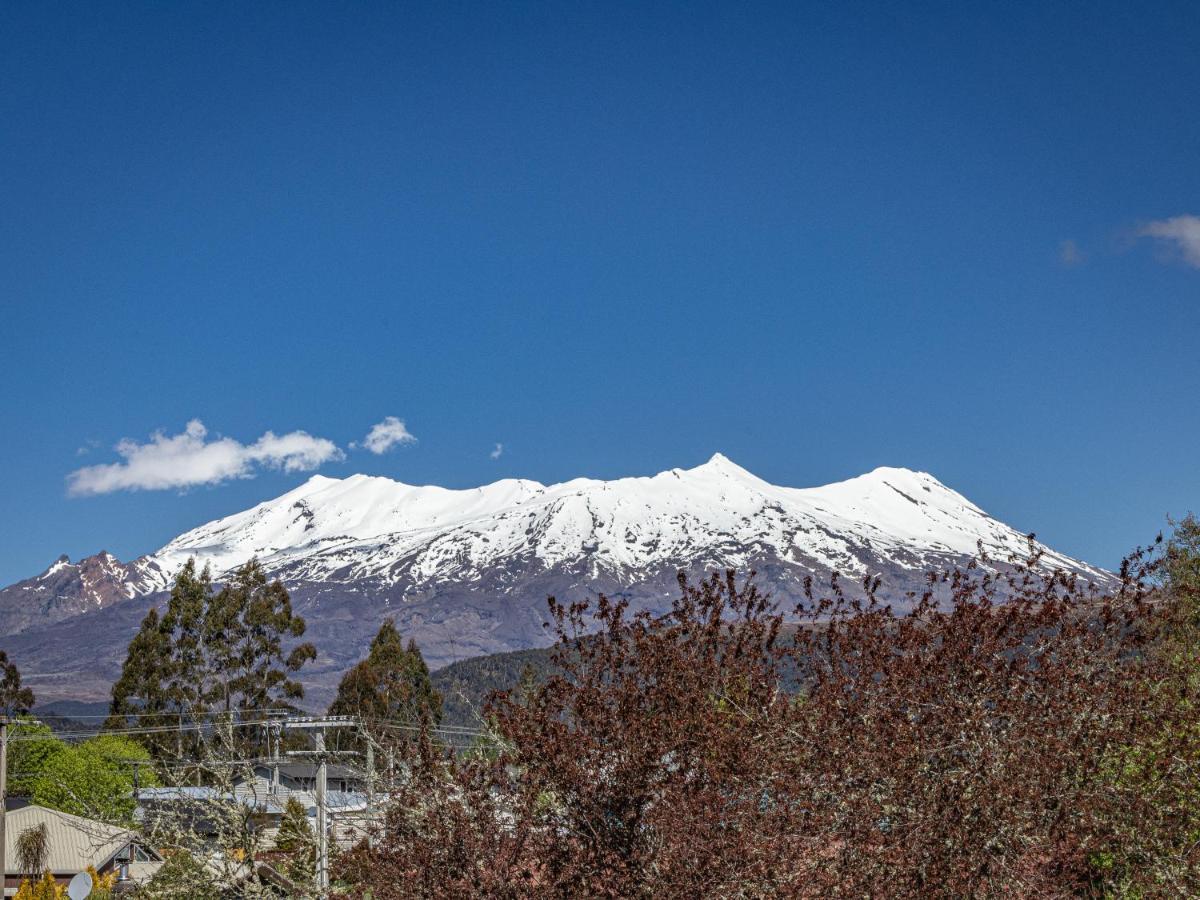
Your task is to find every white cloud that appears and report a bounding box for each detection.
[1137,215,1200,268]
[360,417,417,455]
[67,419,344,496]
[1059,239,1085,267]
[490,442,504,460]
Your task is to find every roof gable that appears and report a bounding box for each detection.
[4,805,139,874]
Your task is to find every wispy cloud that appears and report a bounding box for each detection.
[1137,215,1200,268]
[359,417,417,455]
[490,442,504,460]
[1059,239,1085,267]
[67,419,343,496]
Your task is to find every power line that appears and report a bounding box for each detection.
[29,707,301,721]
[8,714,488,743]
[8,717,287,742]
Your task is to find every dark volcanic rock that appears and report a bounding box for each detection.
[0,552,165,636]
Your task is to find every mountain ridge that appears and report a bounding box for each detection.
[149,454,1110,589]
[0,456,1113,707]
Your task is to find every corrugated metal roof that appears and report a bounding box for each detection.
[3,805,134,875]
[137,786,371,815]
[255,762,361,781]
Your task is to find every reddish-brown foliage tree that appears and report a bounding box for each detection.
[336,545,1200,898]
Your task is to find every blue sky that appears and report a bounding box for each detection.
[2,1,1198,584]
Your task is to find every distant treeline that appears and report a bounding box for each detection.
[431,630,811,729]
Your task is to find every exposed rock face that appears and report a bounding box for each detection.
[0,456,1113,707]
[0,551,165,635]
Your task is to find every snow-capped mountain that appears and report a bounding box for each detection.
[0,456,1113,706]
[0,550,166,636]
[149,453,1107,591]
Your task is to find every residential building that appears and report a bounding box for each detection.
[1,805,161,897]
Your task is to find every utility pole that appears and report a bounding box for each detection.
[272,716,354,898]
[365,740,375,811]
[315,728,328,896]
[0,715,8,896]
[269,721,281,795]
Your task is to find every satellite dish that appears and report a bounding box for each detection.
[67,871,93,900]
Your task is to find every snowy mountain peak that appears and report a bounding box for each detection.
[688,452,764,481]
[301,473,339,487]
[0,549,169,636]
[146,457,1109,592]
[696,451,743,471]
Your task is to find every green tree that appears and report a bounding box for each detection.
[161,560,214,721]
[8,719,64,797]
[1152,514,1200,685]
[327,659,381,719]
[105,607,174,752]
[108,562,211,735]
[1165,513,1200,601]
[203,560,316,715]
[328,618,443,731]
[107,558,316,759]
[134,850,212,899]
[0,650,34,716]
[274,796,316,887]
[22,734,156,824]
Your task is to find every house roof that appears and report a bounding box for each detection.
[137,786,371,815]
[254,762,361,781]
[3,805,138,875]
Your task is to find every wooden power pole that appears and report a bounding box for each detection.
[276,715,353,898]
[0,715,9,895]
[315,728,328,895]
